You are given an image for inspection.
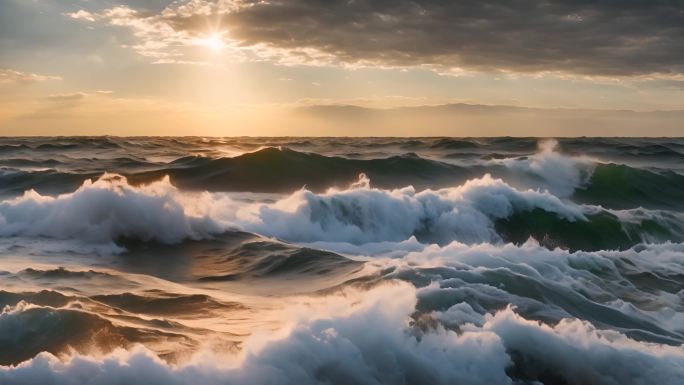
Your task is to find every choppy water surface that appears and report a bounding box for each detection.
[1,137,684,385]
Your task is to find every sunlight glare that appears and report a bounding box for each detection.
[198,33,226,53]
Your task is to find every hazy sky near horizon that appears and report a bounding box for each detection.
[1,0,684,136]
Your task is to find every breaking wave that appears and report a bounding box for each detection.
[2,281,684,385]
[3,141,682,212]
[0,171,680,253]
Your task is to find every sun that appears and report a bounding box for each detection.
[197,33,226,52]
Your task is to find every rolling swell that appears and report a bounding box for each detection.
[0,169,98,197]
[3,142,682,215]
[429,138,480,150]
[574,163,684,209]
[111,231,363,284]
[196,240,363,282]
[0,291,196,365]
[130,147,480,192]
[90,292,245,316]
[495,209,680,251]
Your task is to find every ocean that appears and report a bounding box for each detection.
[1,137,683,384]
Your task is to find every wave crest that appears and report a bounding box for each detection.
[0,173,224,246]
[1,170,678,252]
[241,173,585,245]
[3,282,684,385]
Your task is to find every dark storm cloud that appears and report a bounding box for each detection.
[207,0,684,76]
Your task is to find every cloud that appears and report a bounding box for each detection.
[0,69,61,84]
[65,0,684,76]
[44,92,89,101]
[63,4,217,63]
[63,10,96,22]
[43,91,114,101]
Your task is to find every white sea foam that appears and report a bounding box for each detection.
[236,173,585,245]
[0,174,225,245]
[0,172,587,252]
[2,281,683,385]
[492,139,595,197]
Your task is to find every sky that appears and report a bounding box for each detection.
[1,0,683,136]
